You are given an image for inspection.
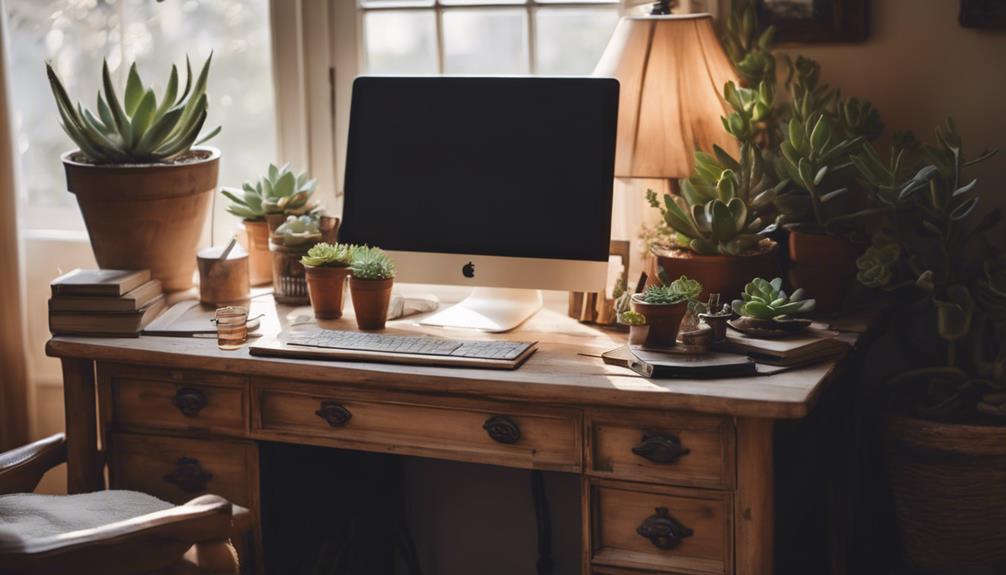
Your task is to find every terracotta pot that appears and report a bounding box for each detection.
[62,147,219,292]
[628,324,650,346]
[653,242,778,302]
[787,230,860,316]
[196,245,250,306]
[350,277,394,330]
[243,220,272,286]
[630,295,687,348]
[304,265,351,320]
[885,415,1006,574]
[269,240,313,305]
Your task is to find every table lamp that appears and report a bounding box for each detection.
[594,7,740,180]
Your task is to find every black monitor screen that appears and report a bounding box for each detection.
[340,77,618,262]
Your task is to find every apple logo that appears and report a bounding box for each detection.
[462,261,475,278]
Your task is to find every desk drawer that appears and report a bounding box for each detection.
[251,382,581,472]
[108,433,258,508]
[589,479,731,575]
[99,364,247,436]
[587,410,734,489]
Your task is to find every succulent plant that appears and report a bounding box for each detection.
[46,56,219,164]
[840,97,883,142]
[731,277,815,320]
[222,163,318,220]
[785,56,838,124]
[351,246,396,281]
[301,242,355,268]
[648,144,781,256]
[722,81,781,150]
[273,214,321,247]
[618,310,647,326]
[639,275,703,306]
[721,1,776,88]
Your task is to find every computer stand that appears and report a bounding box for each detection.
[419,287,543,333]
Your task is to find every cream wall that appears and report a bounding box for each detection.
[772,0,1006,224]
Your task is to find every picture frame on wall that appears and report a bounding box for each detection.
[959,0,1006,29]
[756,0,869,43]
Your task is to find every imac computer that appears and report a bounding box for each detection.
[339,76,619,332]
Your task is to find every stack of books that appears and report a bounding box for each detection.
[49,269,166,337]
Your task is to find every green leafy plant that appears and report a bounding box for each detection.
[222,163,319,220]
[618,310,647,326]
[351,246,396,281]
[647,144,781,255]
[731,277,816,319]
[301,242,355,268]
[640,275,703,305]
[46,55,220,163]
[721,1,776,88]
[853,119,1004,422]
[273,214,321,247]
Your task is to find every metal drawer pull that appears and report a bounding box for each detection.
[632,431,690,464]
[637,507,693,550]
[171,387,208,417]
[163,457,212,493]
[483,415,521,444]
[315,401,353,428]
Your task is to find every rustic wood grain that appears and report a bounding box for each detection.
[60,358,103,493]
[735,417,774,575]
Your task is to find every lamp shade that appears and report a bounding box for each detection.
[594,14,740,179]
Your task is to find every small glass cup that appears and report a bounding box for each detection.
[215,306,249,351]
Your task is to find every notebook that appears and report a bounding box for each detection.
[719,328,849,366]
[49,295,167,336]
[48,279,163,313]
[51,269,151,297]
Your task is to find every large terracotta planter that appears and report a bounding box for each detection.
[788,230,860,315]
[243,220,272,286]
[350,277,393,330]
[630,295,687,348]
[886,415,1006,574]
[304,265,351,320]
[62,147,220,291]
[653,242,778,302]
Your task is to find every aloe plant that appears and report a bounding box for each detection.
[222,163,319,220]
[731,277,815,319]
[648,144,781,256]
[46,55,219,163]
[350,246,396,281]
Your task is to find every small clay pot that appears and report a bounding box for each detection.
[653,242,778,302]
[628,324,650,346]
[304,265,351,320]
[787,230,862,316]
[630,295,687,348]
[350,277,394,330]
[243,219,272,286]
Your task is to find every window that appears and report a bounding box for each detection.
[6,0,276,232]
[359,0,621,76]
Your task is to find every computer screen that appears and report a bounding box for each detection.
[340,77,619,263]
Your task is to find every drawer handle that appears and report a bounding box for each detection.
[632,431,690,464]
[315,401,353,427]
[483,415,521,444]
[636,507,693,550]
[163,457,213,493]
[171,387,208,417]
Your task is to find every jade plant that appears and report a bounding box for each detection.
[301,242,355,268]
[350,246,396,281]
[223,163,319,220]
[731,277,816,320]
[273,214,321,247]
[46,55,219,163]
[853,119,1005,422]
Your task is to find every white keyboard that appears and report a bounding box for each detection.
[285,329,535,361]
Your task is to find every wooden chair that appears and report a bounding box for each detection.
[0,434,253,575]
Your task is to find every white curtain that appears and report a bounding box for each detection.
[0,0,31,451]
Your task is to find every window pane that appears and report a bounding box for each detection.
[442,9,529,74]
[7,0,276,234]
[360,0,434,8]
[534,6,620,75]
[364,11,438,74]
[440,0,525,6]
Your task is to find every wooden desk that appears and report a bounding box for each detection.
[47,297,873,575]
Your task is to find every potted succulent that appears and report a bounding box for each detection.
[630,274,703,348]
[349,246,396,330]
[270,214,324,305]
[301,242,355,320]
[222,163,320,286]
[730,277,816,335]
[47,57,221,291]
[853,119,1005,573]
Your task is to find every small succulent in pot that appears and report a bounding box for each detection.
[349,246,396,330]
[272,215,322,247]
[222,163,320,226]
[300,242,356,320]
[731,277,815,333]
[618,309,649,346]
[630,274,704,348]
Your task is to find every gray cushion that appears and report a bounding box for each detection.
[0,490,173,542]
